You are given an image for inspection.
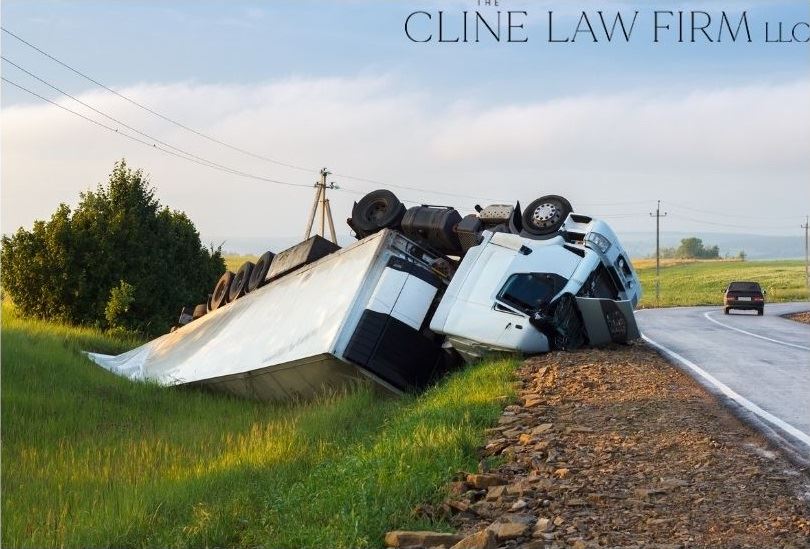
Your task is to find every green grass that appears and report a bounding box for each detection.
[224,254,259,273]
[634,259,809,308]
[1,304,517,548]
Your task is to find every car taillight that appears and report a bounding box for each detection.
[754,296,763,301]
[726,294,735,299]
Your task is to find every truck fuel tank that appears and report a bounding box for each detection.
[400,206,463,256]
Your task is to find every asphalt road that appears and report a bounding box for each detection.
[636,302,810,458]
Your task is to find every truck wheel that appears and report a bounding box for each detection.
[247,251,274,293]
[521,195,573,237]
[350,189,406,238]
[229,261,254,302]
[210,271,235,311]
[192,304,207,320]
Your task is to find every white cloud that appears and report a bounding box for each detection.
[2,74,808,247]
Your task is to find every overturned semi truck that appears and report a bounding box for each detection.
[88,192,642,401]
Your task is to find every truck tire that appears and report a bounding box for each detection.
[229,261,254,302]
[247,251,274,293]
[349,189,406,238]
[522,195,573,238]
[210,271,235,311]
[192,304,207,320]
[551,293,586,350]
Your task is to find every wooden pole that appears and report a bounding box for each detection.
[319,170,327,237]
[802,216,810,290]
[303,168,339,243]
[649,200,667,307]
[325,198,338,243]
[303,182,322,240]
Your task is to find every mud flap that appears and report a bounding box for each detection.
[530,294,640,351]
[575,297,640,346]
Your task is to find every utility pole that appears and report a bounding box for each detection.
[303,168,339,244]
[803,216,809,293]
[650,200,668,307]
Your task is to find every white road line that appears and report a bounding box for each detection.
[641,334,810,448]
[703,312,810,351]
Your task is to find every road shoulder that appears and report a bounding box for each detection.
[388,344,810,548]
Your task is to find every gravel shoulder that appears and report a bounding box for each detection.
[784,311,810,325]
[390,344,810,549]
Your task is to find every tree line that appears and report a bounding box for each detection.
[1,161,225,337]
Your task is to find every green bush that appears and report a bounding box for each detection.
[1,160,224,336]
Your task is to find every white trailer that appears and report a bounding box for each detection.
[88,230,453,401]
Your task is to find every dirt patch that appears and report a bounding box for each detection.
[405,344,810,548]
[784,311,810,325]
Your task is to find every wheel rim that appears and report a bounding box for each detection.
[532,202,561,228]
[365,200,388,223]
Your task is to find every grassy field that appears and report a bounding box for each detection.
[1,304,517,548]
[224,254,259,273]
[634,259,808,308]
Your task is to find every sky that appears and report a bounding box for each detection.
[1,0,809,252]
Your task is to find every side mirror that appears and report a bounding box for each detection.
[763,290,767,296]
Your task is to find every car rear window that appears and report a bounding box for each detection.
[728,282,761,292]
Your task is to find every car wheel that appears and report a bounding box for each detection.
[724,307,730,315]
[349,190,406,238]
[757,308,764,316]
[210,271,235,311]
[521,195,573,237]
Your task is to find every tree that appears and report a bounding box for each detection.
[1,160,225,336]
[675,237,720,259]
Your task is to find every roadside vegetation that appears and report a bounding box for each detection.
[634,259,808,307]
[0,302,517,548]
[0,161,224,337]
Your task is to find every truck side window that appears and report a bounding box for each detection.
[497,273,566,314]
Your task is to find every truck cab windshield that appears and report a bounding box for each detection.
[497,273,567,314]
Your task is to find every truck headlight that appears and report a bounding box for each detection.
[585,232,612,254]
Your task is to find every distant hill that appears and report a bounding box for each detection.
[207,231,805,261]
[617,231,804,260]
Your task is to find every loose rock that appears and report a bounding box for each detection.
[449,529,497,549]
[384,530,463,548]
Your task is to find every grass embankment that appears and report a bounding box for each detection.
[634,259,808,308]
[1,305,517,548]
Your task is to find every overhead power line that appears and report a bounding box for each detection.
[1,56,303,182]
[0,26,516,205]
[667,213,797,231]
[1,76,314,189]
[664,200,802,222]
[1,26,319,175]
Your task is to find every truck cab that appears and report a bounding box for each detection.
[429,214,641,361]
